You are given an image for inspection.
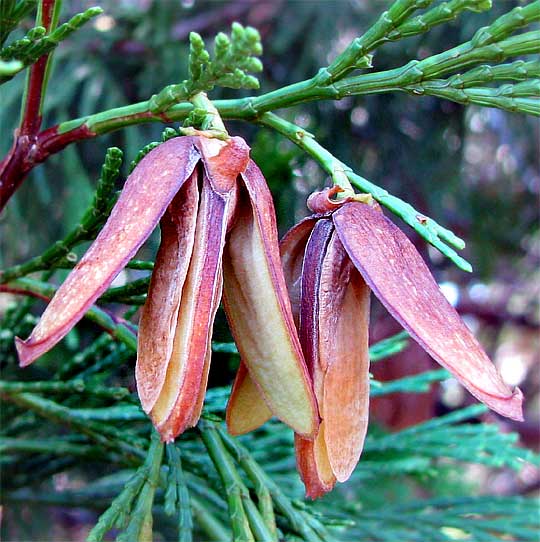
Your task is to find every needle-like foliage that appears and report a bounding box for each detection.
[1,1,538,540]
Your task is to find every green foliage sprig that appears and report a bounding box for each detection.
[0,146,122,284]
[0,6,102,82]
[259,112,472,271]
[148,22,263,113]
[16,0,533,268]
[0,0,37,46]
[345,496,540,542]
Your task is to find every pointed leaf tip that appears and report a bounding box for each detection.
[333,202,524,422]
[15,336,34,368]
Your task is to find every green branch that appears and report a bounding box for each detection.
[199,420,276,542]
[449,60,540,87]
[371,369,450,396]
[191,495,231,542]
[387,0,493,42]
[214,430,277,539]
[215,423,331,542]
[322,0,434,82]
[409,79,540,115]
[166,444,194,542]
[259,112,472,271]
[0,0,38,47]
[117,433,164,542]
[50,1,536,137]
[0,6,103,83]
[0,379,130,399]
[54,333,115,379]
[0,437,102,458]
[0,391,146,460]
[86,466,150,542]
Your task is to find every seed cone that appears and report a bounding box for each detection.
[227,189,523,498]
[16,134,319,442]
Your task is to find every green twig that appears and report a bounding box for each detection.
[387,0,492,42]
[0,391,146,461]
[0,379,130,399]
[214,427,277,539]
[166,444,194,542]
[0,6,103,83]
[226,435,277,536]
[259,112,472,271]
[87,466,150,542]
[74,345,133,381]
[200,420,275,542]
[450,60,540,87]
[0,147,122,284]
[51,0,538,137]
[126,260,154,271]
[408,79,540,115]
[323,0,433,82]
[369,331,410,362]
[1,277,138,351]
[371,369,450,396]
[54,333,114,379]
[0,437,102,458]
[191,495,231,542]
[117,432,164,542]
[0,0,38,47]
[216,424,329,542]
[99,277,150,303]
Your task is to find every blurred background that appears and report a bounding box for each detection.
[1,1,539,540]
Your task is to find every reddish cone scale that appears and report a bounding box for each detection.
[15,134,318,442]
[227,187,523,498]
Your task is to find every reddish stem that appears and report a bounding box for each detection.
[0,1,73,210]
[0,123,95,210]
[19,0,56,136]
[0,285,50,302]
[0,105,173,210]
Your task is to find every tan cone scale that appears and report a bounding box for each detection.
[333,200,523,422]
[222,161,318,438]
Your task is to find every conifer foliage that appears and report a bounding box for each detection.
[1,1,538,540]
